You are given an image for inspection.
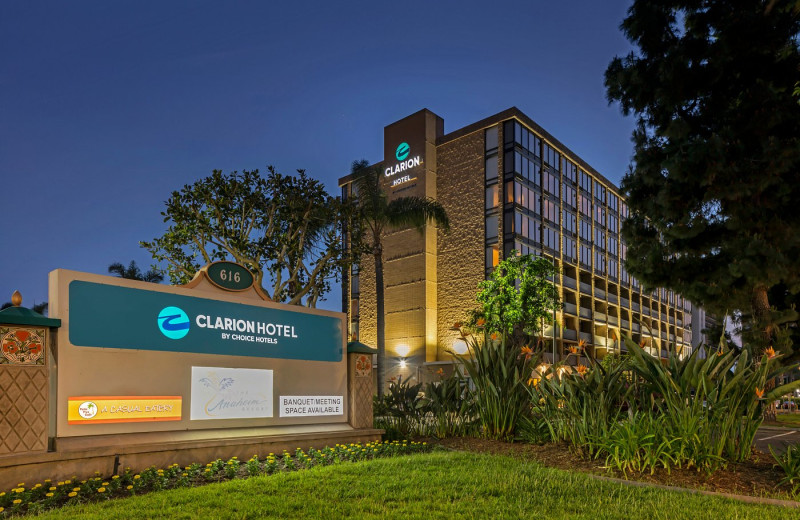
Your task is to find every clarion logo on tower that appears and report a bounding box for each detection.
[385,142,422,177]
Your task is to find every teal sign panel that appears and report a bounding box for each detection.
[69,281,343,362]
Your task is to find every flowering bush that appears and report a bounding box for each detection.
[0,440,429,517]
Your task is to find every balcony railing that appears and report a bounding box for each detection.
[580,282,591,293]
[608,316,619,326]
[563,302,577,315]
[608,294,618,304]
[595,288,607,299]
[563,277,577,289]
[632,302,640,312]
[563,329,578,341]
[579,308,592,319]
[621,298,630,308]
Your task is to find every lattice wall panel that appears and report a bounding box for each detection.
[348,353,374,429]
[0,366,48,454]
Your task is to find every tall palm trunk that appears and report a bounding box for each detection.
[753,283,778,421]
[374,243,386,400]
[752,284,773,348]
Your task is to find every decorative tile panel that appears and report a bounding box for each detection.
[0,327,46,365]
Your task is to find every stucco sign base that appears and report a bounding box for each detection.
[0,425,382,490]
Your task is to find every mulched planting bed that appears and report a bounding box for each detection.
[430,436,795,500]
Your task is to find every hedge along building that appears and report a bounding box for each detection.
[339,108,697,385]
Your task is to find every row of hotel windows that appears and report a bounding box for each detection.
[486,121,689,312]
[505,181,620,234]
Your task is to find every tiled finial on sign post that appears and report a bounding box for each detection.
[11,290,22,307]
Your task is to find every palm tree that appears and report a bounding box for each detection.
[349,160,450,398]
[108,260,164,283]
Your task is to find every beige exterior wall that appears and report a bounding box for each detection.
[435,129,486,359]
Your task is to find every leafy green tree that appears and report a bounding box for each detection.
[108,260,164,283]
[468,253,561,349]
[349,160,450,398]
[605,0,800,349]
[142,167,354,307]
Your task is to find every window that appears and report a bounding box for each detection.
[351,275,359,296]
[594,180,606,202]
[564,236,577,261]
[543,198,559,224]
[485,215,498,240]
[486,185,499,209]
[579,170,592,192]
[608,214,618,234]
[608,192,618,212]
[485,244,500,269]
[563,158,577,184]
[608,258,618,280]
[580,244,591,267]
[595,250,606,273]
[514,210,541,242]
[608,236,618,256]
[595,228,605,250]
[543,226,559,252]
[511,182,540,214]
[579,192,591,216]
[485,126,498,152]
[543,170,559,196]
[594,205,605,227]
[543,143,560,170]
[579,218,591,242]
[485,155,498,181]
[563,209,576,234]
[564,185,577,208]
[504,120,515,145]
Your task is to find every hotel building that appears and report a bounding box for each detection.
[339,108,696,383]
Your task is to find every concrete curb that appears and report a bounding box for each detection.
[442,445,800,509]
[589,474,800,509]
[759,425,800,433]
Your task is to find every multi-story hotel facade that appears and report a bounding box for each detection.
[339,108,696,384]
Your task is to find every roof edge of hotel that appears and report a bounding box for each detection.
[339,107,623,192]
[438,107,622,193]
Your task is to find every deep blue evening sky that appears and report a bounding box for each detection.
[1,0,636,312]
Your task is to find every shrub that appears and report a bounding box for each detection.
[771,444,800,494]
[418,373,477,438]
[454,330,536,441]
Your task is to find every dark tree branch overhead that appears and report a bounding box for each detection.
[605,0,800,351]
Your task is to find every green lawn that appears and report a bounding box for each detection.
[777,414,800,427]
[33,451,797,520]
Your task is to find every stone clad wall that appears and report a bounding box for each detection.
[436,129,487,359]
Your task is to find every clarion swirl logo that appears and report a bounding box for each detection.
[395,142,410,161]
[157,306,190,339]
